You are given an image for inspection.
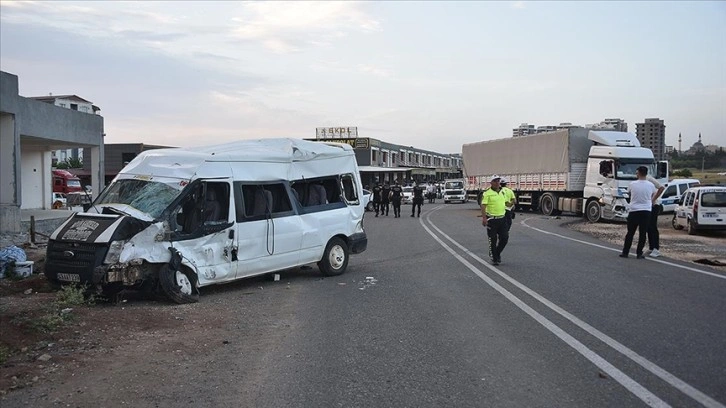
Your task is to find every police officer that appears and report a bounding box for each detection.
[411,181,424,217]
[372,178,383,217]
[481,175,508,265]
[390,179,403,218]
[500,177,517,231]
[381,181,391,216]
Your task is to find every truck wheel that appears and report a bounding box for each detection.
[540,194,556,216]
[672,214,683,230]
[585,200,601,223]
[366,202,375,212]
[159,264,199,304]
[318,237,349,276]
[687,219,697,235]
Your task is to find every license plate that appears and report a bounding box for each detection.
[703,213,718,218]
[57,273,81,282]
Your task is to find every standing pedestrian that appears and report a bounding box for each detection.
[620,166,658,259]
[500,177,517,231]
[372,178,383,217]
[381,181,391,216]
[426,181,437,203]
[390,179,403,218]
[481,175,508,265]
[411,182,424,217]
[646,175,665,257]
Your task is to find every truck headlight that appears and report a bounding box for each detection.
[104,240,125,264]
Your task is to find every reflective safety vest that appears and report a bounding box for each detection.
[481,188,506,216]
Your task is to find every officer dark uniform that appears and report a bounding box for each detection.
[381,182,391,216]
[411,182,424,217]
[390,180,403,218]
[372,179,383,217]
[481,175,508,265]
[500,177,516,232]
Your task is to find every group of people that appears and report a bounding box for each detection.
[371,169,665,266]
[370,179,405,218]
[369,179,433,218]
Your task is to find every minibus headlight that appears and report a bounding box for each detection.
[104,240,125,264]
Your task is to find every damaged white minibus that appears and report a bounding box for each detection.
[44,139,368,303]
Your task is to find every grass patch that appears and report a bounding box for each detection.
[0,344,11,365]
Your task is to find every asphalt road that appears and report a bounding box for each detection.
[240,203,726,408]
[4,203,725,408]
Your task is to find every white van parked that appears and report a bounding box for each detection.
[657,178,700,213]
[672,186,726,235]
[44,139,368,303]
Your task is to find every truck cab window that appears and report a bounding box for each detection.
[599,160,613,178]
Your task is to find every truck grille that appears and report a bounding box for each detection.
[446,190,464,195]
[46,240,108,281]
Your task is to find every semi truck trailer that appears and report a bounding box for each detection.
[462,129,668,222]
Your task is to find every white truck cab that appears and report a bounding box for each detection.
[442,179,467,203]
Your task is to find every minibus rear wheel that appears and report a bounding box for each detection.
[318,237,349,276]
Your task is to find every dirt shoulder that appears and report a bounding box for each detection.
[565,213,726,266]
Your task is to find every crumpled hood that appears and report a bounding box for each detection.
[50,212,151,244]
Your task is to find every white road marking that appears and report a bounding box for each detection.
[420,206,725,408]
[418,208,670,408]
[520,217,726,280]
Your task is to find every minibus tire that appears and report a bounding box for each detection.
[159,264,199,304]
[318,237,349,276]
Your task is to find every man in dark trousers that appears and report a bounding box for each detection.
[390,180,403,218]
[411,181,424,217]
[372,178,383,217]
[381,181,391,216]
[620,166,657,259]
[481,175,508,265]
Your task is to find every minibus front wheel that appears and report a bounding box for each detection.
[159,247,199,304]
[318,237,349,276]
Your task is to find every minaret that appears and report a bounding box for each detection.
[698,133,702,143]
[678,133,682,153]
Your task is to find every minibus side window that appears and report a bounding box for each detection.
[291,176,346,212]
[237,182,294,221]
[341,174,359,204]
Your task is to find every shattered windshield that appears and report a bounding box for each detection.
[95,178,184,219]
[615,160,655,180]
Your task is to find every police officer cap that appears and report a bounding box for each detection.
[500,177,508,184]
[490,175,501,182]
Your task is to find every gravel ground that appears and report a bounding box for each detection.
[566,213,726,265]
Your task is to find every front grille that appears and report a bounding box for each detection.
[446,190,464,195]
[46,240,109,282]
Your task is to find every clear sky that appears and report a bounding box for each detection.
[1,1,724,153]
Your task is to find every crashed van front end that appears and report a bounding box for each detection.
[45,212,164,290]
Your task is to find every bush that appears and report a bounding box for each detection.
[56,284,93,307]
[672,168,693,178]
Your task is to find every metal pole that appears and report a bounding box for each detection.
[30,215,36,244]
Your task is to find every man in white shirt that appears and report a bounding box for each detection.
[620,166,658,259]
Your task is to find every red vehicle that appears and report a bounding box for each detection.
[52,169,82,194]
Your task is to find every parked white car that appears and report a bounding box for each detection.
[51,192,67,209]
[362,189,374,212]
[672,186,726,234]
[657,178,700,213]
[401,186,414,204]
